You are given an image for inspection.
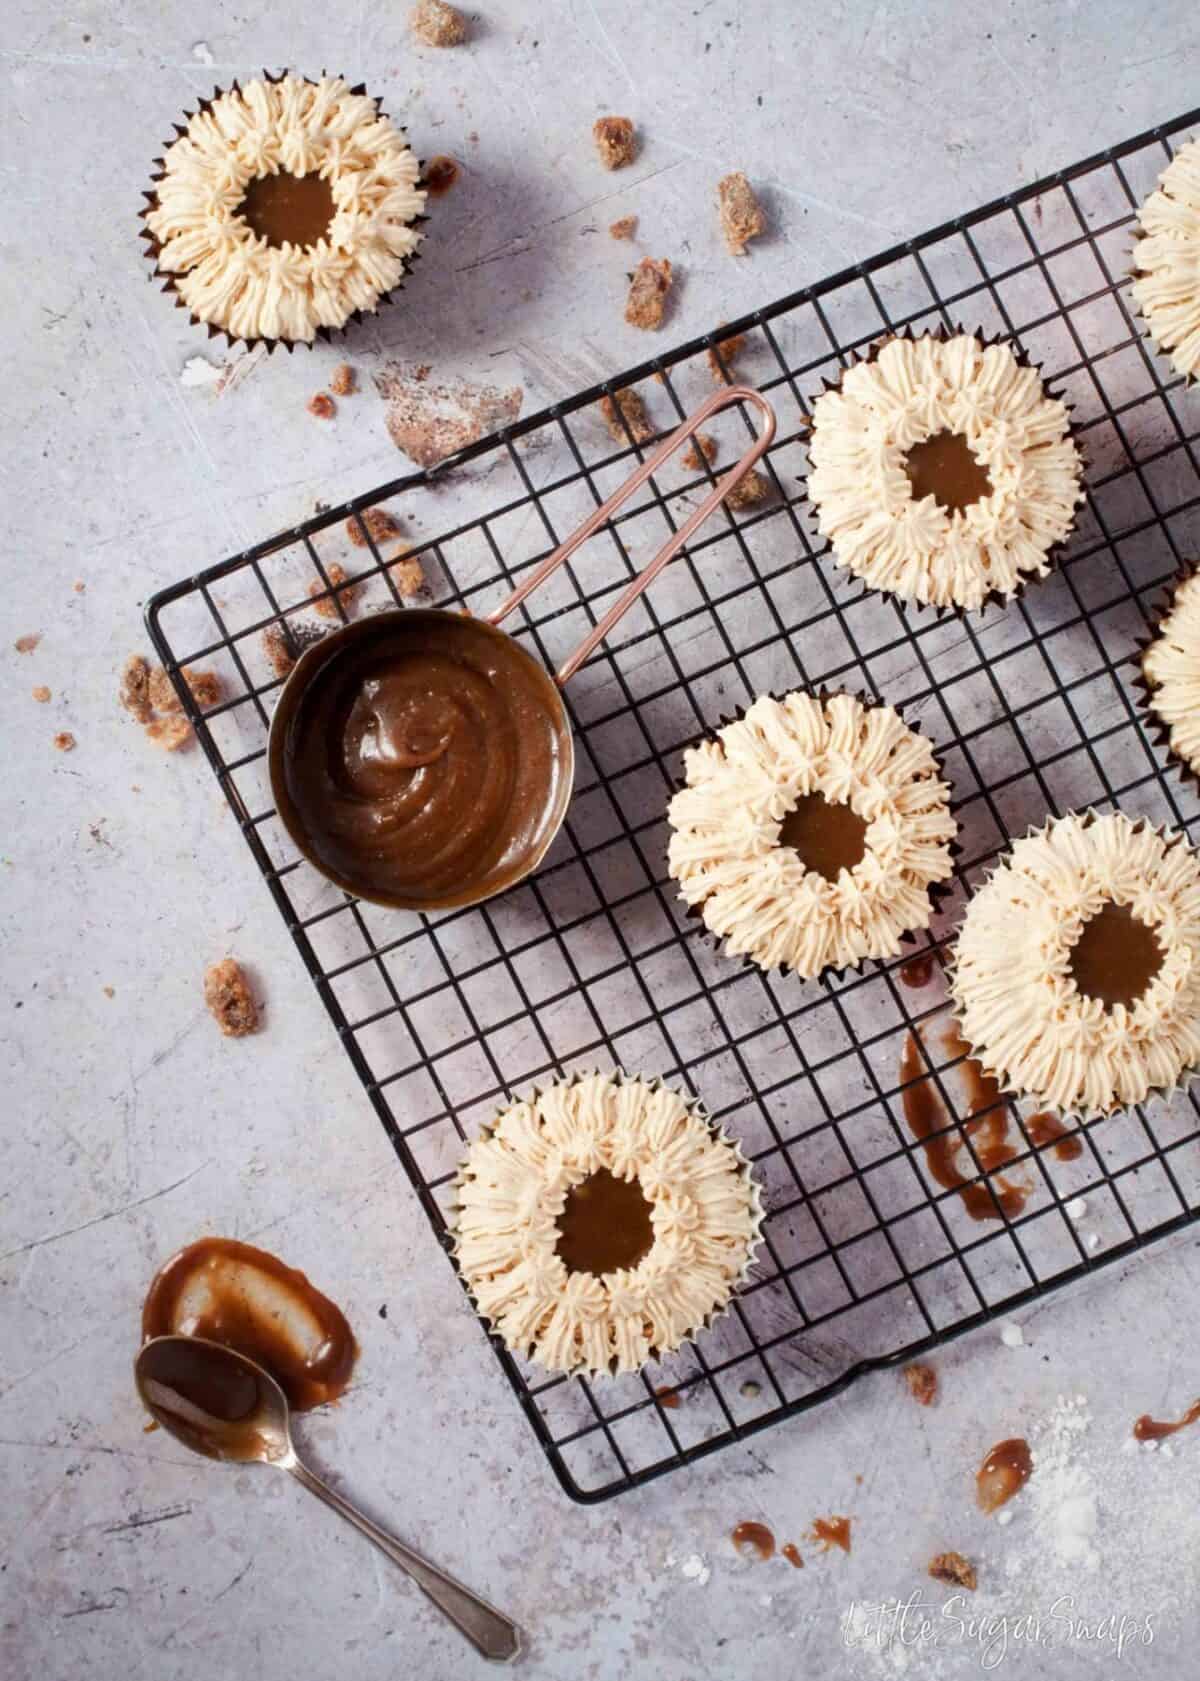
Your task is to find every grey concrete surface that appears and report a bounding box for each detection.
[4,2,1200,1678]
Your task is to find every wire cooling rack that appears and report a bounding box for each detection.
[148,108,1200,1502]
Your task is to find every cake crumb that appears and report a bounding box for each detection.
[262,624,297,679]
[625,256,673,330]
[308,563,362,619]
[682,433,718,470]
[423,155,460,196]
[347,507,402,548]
[54,731,76,753]
[203,958,260,1038]
[119,654,153,724]
[148,666,221,714]
[724,467,771,510]
[146,717,192,752]
[707,329,747,383]
[739,1379,761,1399]
[717,171,767,256]
[904,1363,938,1406]
[389,551,427,598]
[31,685,51,703]
[15,633,41,654]
[929,1551,976,1591]
[593,115,637,170]
[599,387,654,445]
[102,985,115,998]
[609,215,638,241]
[1000,1322,1026,1349]
[183,668,221,710]
[307,392,336,420]
[329,363,356,397]
[410,0,467,46]
[73,581,86,594]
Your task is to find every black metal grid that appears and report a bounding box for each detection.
[148,109,1200,1503]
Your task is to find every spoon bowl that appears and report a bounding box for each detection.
[135,1336,520,1662]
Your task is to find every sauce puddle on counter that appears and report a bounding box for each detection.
[1026,1111,1084,1161]
[141,1236,357,1412]
[732,1520,775,1560]
[807,1515,852,1554]
[900,1024,1030,1221]
[1133,1399,1200,1442]
[977,1437,1033,1513]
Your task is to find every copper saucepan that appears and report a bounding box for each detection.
[268,385,776,912]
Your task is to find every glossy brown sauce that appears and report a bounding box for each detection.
[900,952,938,989]
[138,1336,275,1462]
[778,792,867,882]
[1068,902,1163,1009]
[977,1437,1032,1512]
[905,431,993,513]
[808,1515,852,1554]
[423,155,461,195]
[781,1542,804,1569]
[142,1237,357,1412]
[1026,1111,1084,1161]
[556,1170,654,1275]
[238,171,336,249]
[900,1027,1028,1221]
[732,1520,775,1560]
[1133,1399,1200,1441]
[272,613,572,909]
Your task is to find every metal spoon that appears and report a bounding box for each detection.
[135,1334,521,1662]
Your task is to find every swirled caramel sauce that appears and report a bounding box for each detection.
[141,1237,356,1413]
[272,613,572,908]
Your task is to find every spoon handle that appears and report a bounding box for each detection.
[286,1456,520,1662]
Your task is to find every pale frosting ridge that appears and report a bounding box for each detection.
[453,1072,763,1379]
[950,812,1200,1115]
[666,691,956,978]
[1132,137,1200,380]
[806,334,1083,610]
[1143,569,1200,776]
[146,74,425,343]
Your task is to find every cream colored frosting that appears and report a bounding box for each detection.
[453,1072,763,1379]
[1132,137,1200,380]
[145,75,425,343]
[1144,570,1200,777]
[666,691,956,978]
[951,812,1200,1115]
[806,334,1083,610]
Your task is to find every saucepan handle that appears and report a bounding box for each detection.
[486,384,777,685]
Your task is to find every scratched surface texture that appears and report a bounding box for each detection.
[4,2,1200,1678]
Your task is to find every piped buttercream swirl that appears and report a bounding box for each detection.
[1143,569,1200,778]
[1132,136,1200,381]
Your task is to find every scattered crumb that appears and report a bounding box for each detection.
[599,386,654,445]
[717,171,767,256]
[1000,1322,1026,1349]
[146,717,192,752]
[347,507,402,548]
[307,392,336,420]
[593,115,637,170]
[904,1363,937,1406]
[929,1552,977,1592]
[183,668,221,710]
[682,433,718,470]
[73,581,86,594]
[329,363,356,397]
[423,155,461,196]
[31,685,51,703]
[679,1554,710,1585]
[724,467,771,510]
[707,328,747,383]
[309,562,362,619]
[625,256,673,330]
[147,666,220,714]
[389,550,427,598]
[119,655,153,724]
[1066,1197,1088,1221]
[609,215,638,241]
[54,731,76,753]
[192,40,214,64]
[376,361,524,468]
[102,985,115,999]
[739,1380,761,1399]
[262,624,298,679]
[410,0,467,46]
[203,958,260,1038]
[14,633,41,654]
[181,355,224,389]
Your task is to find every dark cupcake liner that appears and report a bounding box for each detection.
[667,684,963,987]
[449,1068,766,1382]
[945,806,1200,1119]
[799,323,1088,623]
[139,68,428,354]
[1131,557,1200,797]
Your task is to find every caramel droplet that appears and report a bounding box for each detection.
[976,1437,1032,1513]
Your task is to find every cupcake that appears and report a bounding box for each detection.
[1141,565,1200,779]
[141,73,426,347]
[805,332,1084,611]
[1131,136,1200,382]
[950,811,1200,1116]
[666,690,957,979]
[452,1072,763,1379]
